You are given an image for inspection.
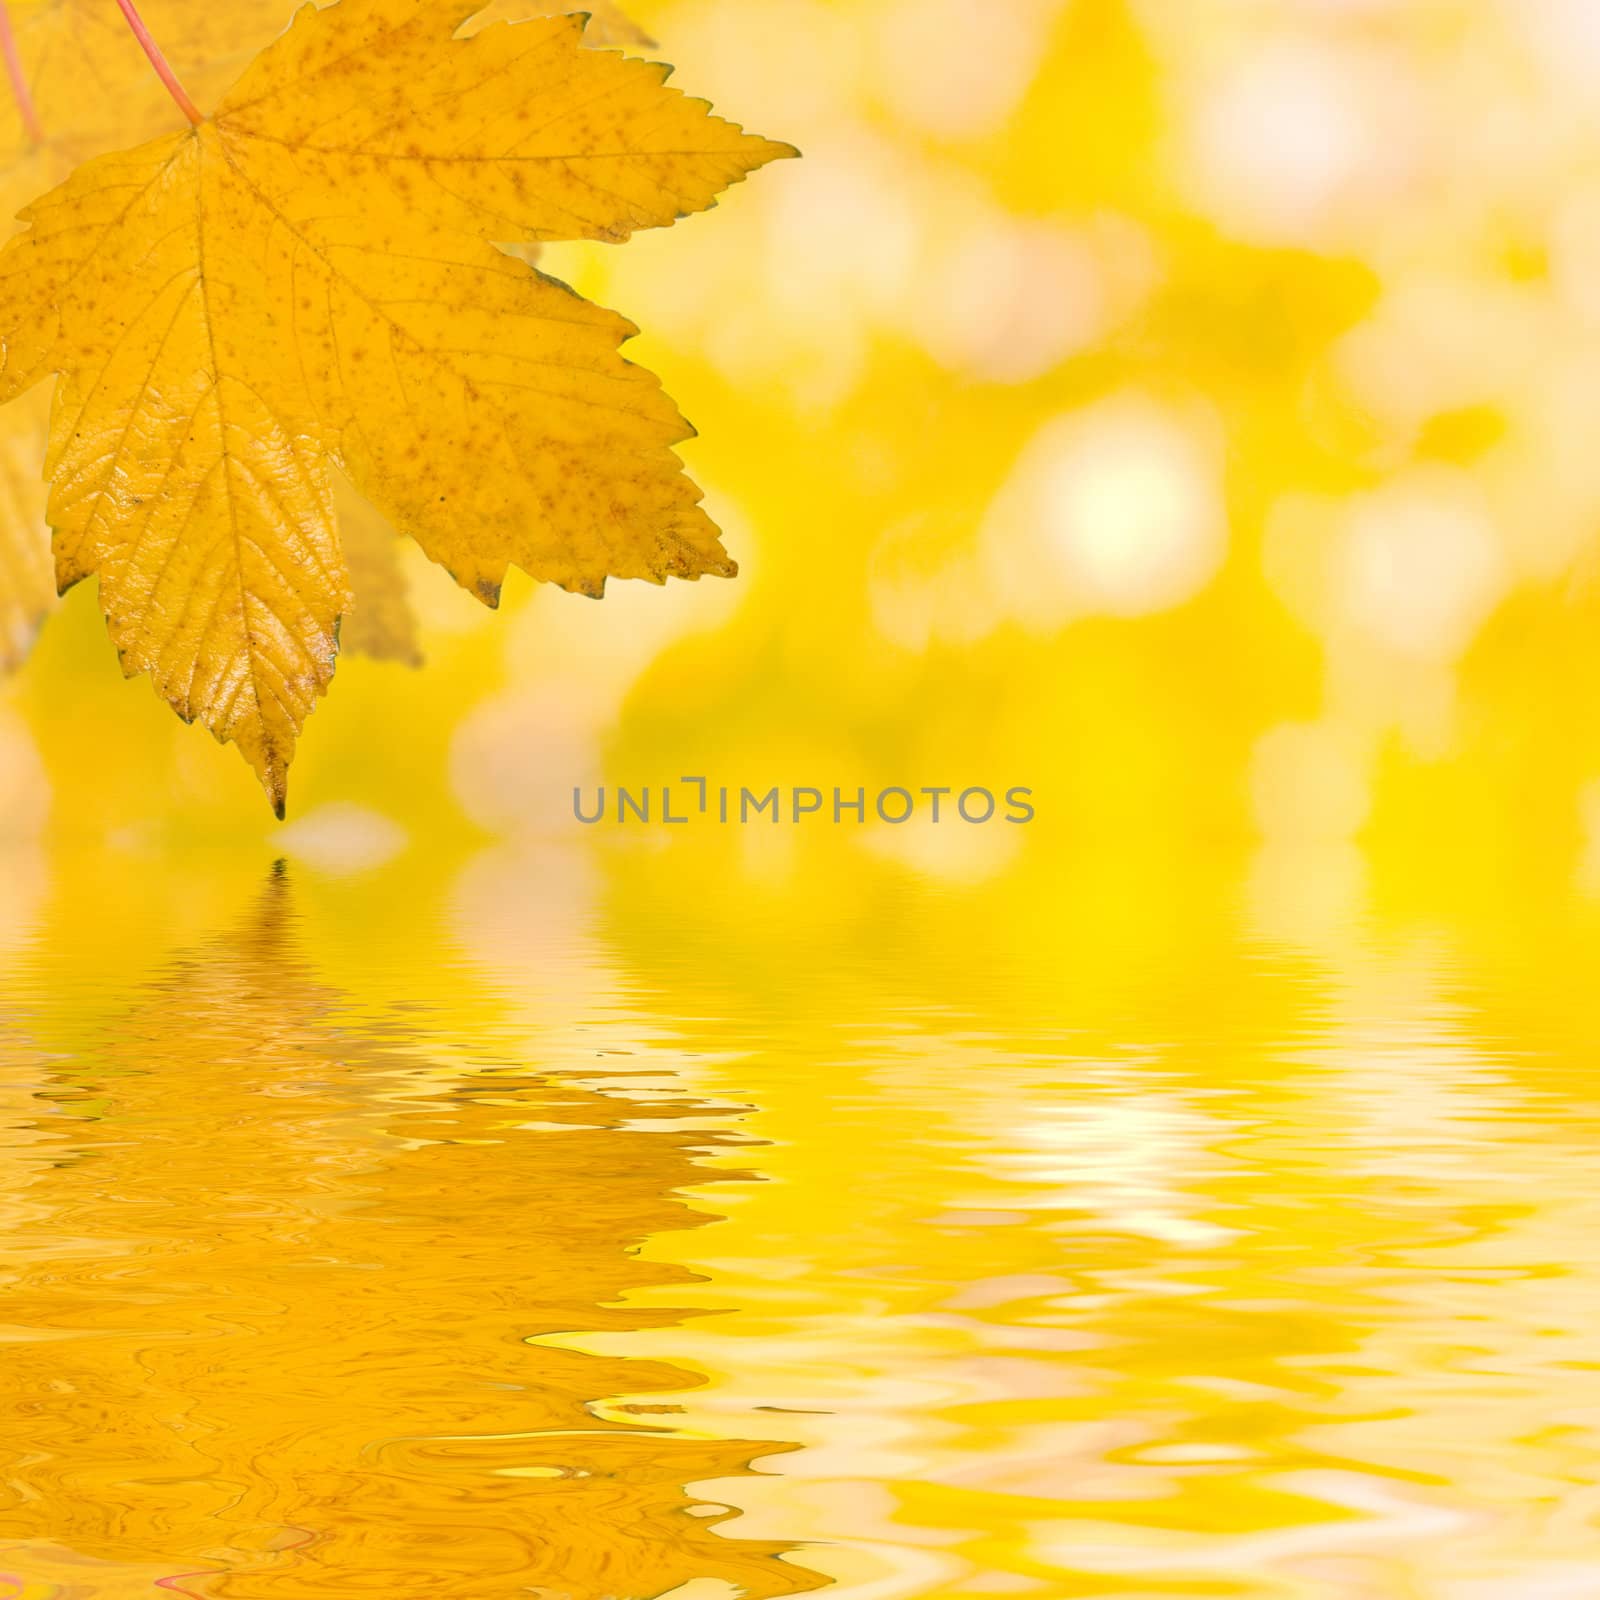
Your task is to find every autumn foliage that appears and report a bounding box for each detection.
[0,0,789,812]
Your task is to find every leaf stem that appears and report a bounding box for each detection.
[115,0,202,126]
[0,1,42,144]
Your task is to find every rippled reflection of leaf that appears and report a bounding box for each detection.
[0,867,823,1599]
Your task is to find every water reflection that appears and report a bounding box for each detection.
[0,863,819,1599]
[4,836,1600,1597]
[565,838,1600,1596]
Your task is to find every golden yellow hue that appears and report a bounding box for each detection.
[8,3,1600,1588]
[0,0,309,691]
[334,481,422,666]
[4,835,1600,1595]
[0,856,824,1598]
[0,0,295,164]
[0,0,645,690]
[5,118,352,815]
[566,0,655,49]
[0,385,51,671]
[472,0,656,49]
[9,0,1600,845]
[0,0,786,811]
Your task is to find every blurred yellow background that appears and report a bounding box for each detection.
[9,0,1600,865]
[11,8,1600,1595]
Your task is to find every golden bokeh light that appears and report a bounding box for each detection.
[5,4,1600,1592]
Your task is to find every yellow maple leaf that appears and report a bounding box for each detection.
[0,0,303,677]
[0,0,656,680]
[1,0,639,169]
[1,0,297,166]
[0,0,790,813]
[470,0,656,50]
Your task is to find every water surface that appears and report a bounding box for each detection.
[1,838,1598,1597]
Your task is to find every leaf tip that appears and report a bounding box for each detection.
[262,760,289,821]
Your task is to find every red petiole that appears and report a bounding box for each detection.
[0,0,42,143]
[115,0,202,126]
